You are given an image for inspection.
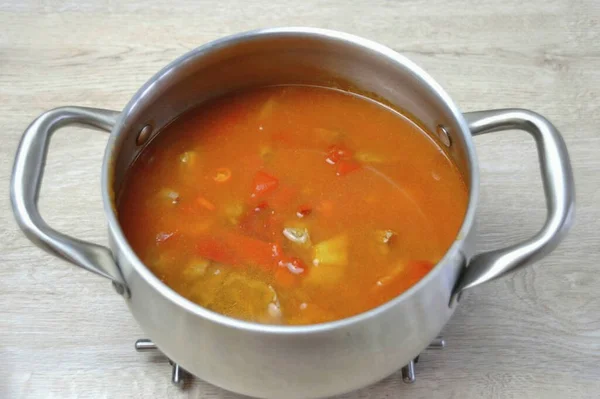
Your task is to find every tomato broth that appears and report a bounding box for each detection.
[118,85,468,325]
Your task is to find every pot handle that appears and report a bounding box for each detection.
[10,106,129,295]
[453,109,575,296]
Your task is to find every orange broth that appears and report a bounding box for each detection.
[118,85,468,325]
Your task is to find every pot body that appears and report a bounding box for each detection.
[105,28,479,398]
[11,28,574,399]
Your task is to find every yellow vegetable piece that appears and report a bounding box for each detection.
[314,127,343,143]
[157,187,179,204]
[224,202,245,225]
[306,234,348,286]
[375,261,407,289]
[182,258,211,280]
[313,234,348,266]
[179,150,198,167]
[259,145,273,160]
[355,152,401,164]
[258,96,276,120]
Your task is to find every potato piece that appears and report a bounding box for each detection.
[182,258,211,280]
[179,150,198,167]
[312,234,348,266]
[314,127,343,143]
[258,96,276,120]
[374,229,397,255]
[355,152,399,164]
[375,261,406,288]
[375,229,396,244]
[306,234,348,286]
[224,202,245,225]
[210,273,279,322]
[187,264,227,306]
[157,188,180,204]
[259,145,274,160]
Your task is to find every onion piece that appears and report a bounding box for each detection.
[282,227,310,245]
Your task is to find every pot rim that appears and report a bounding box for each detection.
[101,26,480,335]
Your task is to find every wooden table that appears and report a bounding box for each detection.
[1,1,598,398]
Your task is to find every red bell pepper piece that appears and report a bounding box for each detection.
[325,144,353,165]
[296,204,312,218]
[336,160,361,176]
[251,171,279,197]
[195,232,284,272]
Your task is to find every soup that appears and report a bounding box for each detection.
[118,85,468,325]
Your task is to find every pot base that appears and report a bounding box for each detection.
[135,336,445,393]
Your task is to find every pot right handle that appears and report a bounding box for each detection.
[452,109,575,296]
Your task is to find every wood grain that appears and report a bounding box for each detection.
[1,1,599,398]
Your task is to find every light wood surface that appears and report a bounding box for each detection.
[1,1,599,398]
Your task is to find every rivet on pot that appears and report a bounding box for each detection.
[136,124,153,146]
[436,125,452,147]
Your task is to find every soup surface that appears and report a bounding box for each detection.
[118,85,468,325]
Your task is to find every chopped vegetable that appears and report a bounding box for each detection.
[239,204,283,242]
[296,204,312,218]
[375,229,397,244]
[251,171,279,197]
[213,168,231,183]
[254,201,269,212]
[375,261,406,288]
[182,258,211,279]
[267,302,282,319]
[224,202,245,225]
[258,96,276,120]
[155,231,176,243]
[312,234,348,266]
[179,150,198,166]
[197,196,216,211]
[195,237,239,265]
[336,160,361,176]
[355,152,387,164]
[259,145,273,160]
[196,232,283,272]
[374,260,434,290]
[274,257,306,288]
[279,257,306,275]
[206,272,279,323]
[325,144,353,165]
[158,188,180,204]
[314,127,343,143]
[374,229,397,255]
[282,227,311,246]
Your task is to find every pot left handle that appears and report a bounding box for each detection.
[10,106,129,296]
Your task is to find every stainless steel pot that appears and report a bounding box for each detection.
[10,28,575,399]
